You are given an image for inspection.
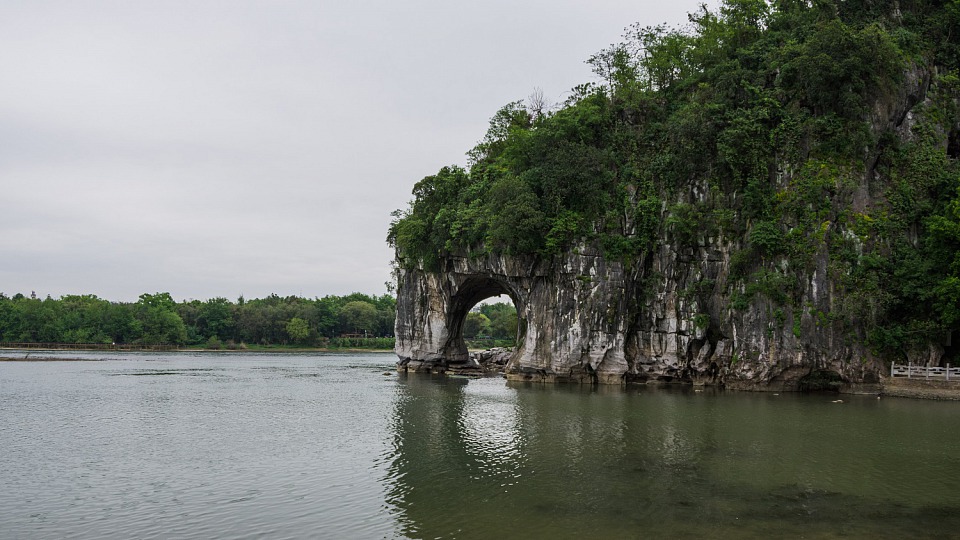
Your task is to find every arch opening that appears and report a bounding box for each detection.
[446,277,524,367]
[463,296,518,347]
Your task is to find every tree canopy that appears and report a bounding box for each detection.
[0,291,396,348]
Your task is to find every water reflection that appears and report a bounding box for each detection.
[385,375,960,539]
[459,378,525,485]
[1,354,403,540]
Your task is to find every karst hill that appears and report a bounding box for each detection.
[389,0,960,390]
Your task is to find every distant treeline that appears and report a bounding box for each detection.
[0,292,519,350]
[464,303,518,341]
[0,292,399,349]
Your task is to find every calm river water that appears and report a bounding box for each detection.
[2,351,959,539]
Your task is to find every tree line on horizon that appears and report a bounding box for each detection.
[0,291,396,348]
[0,291,519,349]
[464,302,518,342]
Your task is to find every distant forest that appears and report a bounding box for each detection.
[0,292,516,349]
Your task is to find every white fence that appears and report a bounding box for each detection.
[890,363,960,381]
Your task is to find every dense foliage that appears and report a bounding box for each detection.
[463,302,519,344]
[0,291,396,349]
[389,0,960,360]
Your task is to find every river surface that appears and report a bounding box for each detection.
[2,351,959,539]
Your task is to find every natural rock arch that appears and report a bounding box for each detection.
[394,249,632,384]
[445,276,524,362]
[393,260,529,373]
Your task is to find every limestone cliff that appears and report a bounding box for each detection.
[391,2,960,390]
[394,63,957,392]
[394,238,883,390]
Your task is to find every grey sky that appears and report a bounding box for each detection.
[2,0,709,302]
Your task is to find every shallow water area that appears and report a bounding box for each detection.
[2,351,959,538]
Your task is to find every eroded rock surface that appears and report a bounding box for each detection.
[395,241,886,391]
[470,347,513,373]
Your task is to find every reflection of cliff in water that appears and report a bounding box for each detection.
[383,375,960,539]
[381,374,719,538]
[383,374,526,539]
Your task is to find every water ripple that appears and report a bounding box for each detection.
[4,354,960,538]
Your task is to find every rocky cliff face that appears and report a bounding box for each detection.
[394,66,947,392]
[395,240,882,391]
[395,249,632,384]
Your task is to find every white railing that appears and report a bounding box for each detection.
[891,363,960,381]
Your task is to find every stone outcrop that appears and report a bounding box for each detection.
[470,347,513,373]
[394,240,885,391]
[394,249,631,384]
[393,66,945,392]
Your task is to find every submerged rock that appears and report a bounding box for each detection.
[469,347,513,374]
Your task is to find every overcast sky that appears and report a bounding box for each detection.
[2,0,710,302]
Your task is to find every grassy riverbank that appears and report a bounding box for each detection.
[0,344,396,358]
[0,337,395,353]
[0,348,397,363]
